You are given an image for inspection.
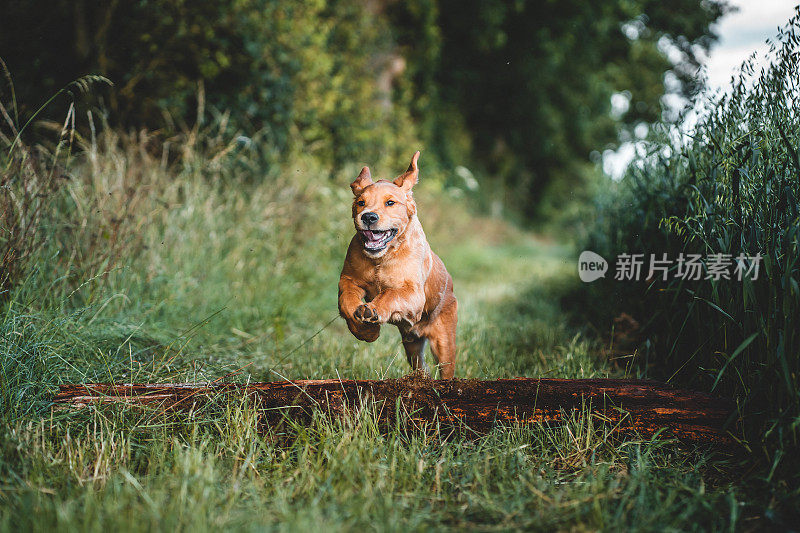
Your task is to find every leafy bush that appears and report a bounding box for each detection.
[587,13,800,466]
[0,0,415,168]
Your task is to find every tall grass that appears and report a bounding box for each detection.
[1,397,746,531]
[0,75,112,294]
[587,12,800,472]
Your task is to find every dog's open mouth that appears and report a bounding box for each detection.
[359,229,398,251]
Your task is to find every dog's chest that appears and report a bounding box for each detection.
[364,262,407,299]
[365,267,392,297]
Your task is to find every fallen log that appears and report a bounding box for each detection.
[53,377,735,445]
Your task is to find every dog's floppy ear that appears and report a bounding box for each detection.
[350,166,373,196]
[393,151,420,191]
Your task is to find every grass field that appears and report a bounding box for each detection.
[0,132,786,531]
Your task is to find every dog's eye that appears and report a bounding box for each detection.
[357,200,365,206]
[385,200,395,206]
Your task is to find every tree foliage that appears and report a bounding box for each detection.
[392,0,728,215]
[1,0,727,214]
[1,0,412,166]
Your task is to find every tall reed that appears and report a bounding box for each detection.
[588,12,800,467]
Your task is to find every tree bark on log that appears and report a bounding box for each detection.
[53,377,735,445]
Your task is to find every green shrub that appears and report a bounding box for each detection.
[0,0,416,168]
[587,13,800,467]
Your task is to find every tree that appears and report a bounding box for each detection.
[391,0,729,217]
[0,0,413,166]
[1,0,728,215]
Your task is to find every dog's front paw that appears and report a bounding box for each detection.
[354,304,380,324]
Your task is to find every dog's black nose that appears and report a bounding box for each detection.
[361,212,379,225]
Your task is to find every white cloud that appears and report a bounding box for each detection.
[602,1,799,179]
[703,1,798,93]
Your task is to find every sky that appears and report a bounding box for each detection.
[603,0,798,178]
[704,0,797,92]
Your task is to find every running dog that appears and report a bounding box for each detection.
[338,151,458,378]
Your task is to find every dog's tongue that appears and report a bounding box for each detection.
[362,230,381,242]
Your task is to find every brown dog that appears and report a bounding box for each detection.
[338,152,458,379]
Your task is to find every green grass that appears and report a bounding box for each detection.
[0,119,789,530]
[0,235,749,530]
[585,13,800,473]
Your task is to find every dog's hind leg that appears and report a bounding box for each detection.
[428,298,458,379]
[401,332,429,374]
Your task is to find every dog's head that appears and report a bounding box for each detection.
[350,151,420,258]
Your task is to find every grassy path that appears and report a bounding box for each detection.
[447,237,603,380]
[235,233,608,383]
